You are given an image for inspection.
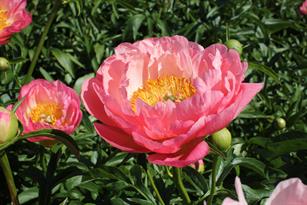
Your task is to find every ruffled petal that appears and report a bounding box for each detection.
[147,140,209,167]
[95,122,150,153]
[81,77,116,126]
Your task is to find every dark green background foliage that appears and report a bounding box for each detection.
[0,0,306,204]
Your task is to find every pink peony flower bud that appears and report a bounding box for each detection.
[0,0,32,45]
[15,79,82,142]
[82,35,263,167]
[0,107,18,144]
[300,0,307,15]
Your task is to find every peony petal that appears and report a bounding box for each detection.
[147,140,209,167]
[222,198,242,205]
[234,83,264,116]
[193,82,264,137]
[235,177,248,204]
[81,77,116,126]
[94,122,150,153]
[265,178,307,205]
[222,177,247,205]
[125,53,149,98]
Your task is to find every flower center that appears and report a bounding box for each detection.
[130,76,196,112]
[0,10,10,30]
[30,104,62,125]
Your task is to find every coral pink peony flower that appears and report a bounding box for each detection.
[300,0,307,15]
[15,79,82,142]
[0,0,32,44]
[222,177,248,205]
[81,35,263,167]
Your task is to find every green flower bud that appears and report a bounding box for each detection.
[0,107,18,144]
[211,128,232,150]
[0,69,14,85]
[0,57,10,72]
[276,117,286,129]
[225,39,243,55]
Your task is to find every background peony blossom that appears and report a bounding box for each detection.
[300,0,307,15]
[0,0,32,44]
[81,35,263,167]
[265,178,307,205]
[15,79,82,142]
[221,177,248,205]
[221,177,307,205]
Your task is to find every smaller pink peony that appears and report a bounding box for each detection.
[0,0,32,45]
[15,79,82,142]
[300,0,307,15]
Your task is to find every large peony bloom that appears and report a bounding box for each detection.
[300,0,307,15]
[81,35,263,167]
[15,79,82,142]
[0,0,32,44]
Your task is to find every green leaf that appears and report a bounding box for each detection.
[73,73,95,94]
[248,62,279,82]
[263,19,301,34]
[20,129,80,158]
[18,187,39,204]
[232,157,266,177]
[51,48,75,78]
[123,14,145,40]
[39,67,54,81]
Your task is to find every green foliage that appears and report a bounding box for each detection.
[0,0,306,204]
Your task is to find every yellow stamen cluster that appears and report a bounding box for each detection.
[30,103,62,125]
[130,76,196,112]
[0,10,9,30]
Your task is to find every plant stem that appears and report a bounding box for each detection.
[147,168,165,205]
[207,157,218,205]
[174,167,191,204]
[0,152,20,205]
[23,0,62,84]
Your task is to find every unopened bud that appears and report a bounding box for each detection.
[225,39,243,55]
[276,117,286,129]
[0,107,18,144]
[0,57,10,72]
[211,128,232,150]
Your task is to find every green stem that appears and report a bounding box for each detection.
[207,157,218,205]
[147,168,165,205]
[174,167,191,204]
[0,152,20,205]
[23,0,62,84]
